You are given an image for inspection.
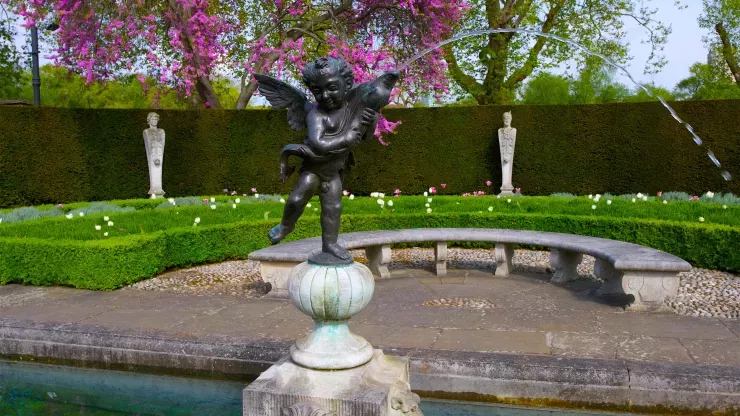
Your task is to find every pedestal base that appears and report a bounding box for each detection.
[243,350,421,416]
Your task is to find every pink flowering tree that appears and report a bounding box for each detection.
[8,0,468,139]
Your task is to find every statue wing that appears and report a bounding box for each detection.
[254,74,311,131]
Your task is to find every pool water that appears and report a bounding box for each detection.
[0,360,634,415]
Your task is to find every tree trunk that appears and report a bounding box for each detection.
[235,51,282,109]
[715,22,740,89]
[196,76,222,108]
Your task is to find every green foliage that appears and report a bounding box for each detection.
[0,101,739,209]
[1,209,738,290]
[0,207,63,223]
[520,73,572,105]
[674,63,740,100]
[0,15,23,100]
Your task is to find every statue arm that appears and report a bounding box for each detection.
[305,112,356,155]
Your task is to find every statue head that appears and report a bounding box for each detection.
[302,57,354,110]
[147,112,160,128]
[503,111,512,127]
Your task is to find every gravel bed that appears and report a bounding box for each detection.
[128,248,739,319]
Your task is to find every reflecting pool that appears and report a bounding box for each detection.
[0,360,636,415]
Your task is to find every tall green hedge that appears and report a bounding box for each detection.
[1,101,738,208]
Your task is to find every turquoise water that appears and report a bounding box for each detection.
[0,360,634,415]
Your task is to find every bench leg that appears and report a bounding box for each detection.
[366,245,392,279]
[595,258,680,311]
[549,249,583,283]
[434,241,447,276]
[260,261,301,298]
[494,243,514,277]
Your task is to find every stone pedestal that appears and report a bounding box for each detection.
[244,260,422,415]
[549,249,583,283]
[243,350,421,416]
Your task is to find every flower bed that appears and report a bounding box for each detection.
[1,195,738,290]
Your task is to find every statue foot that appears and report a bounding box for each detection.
[268,224,289,245]
[323,243,352,261]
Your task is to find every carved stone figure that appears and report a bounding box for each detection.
[255,57,400,265]
[143,112,165,198]
[281,402,335,416]
[389,380,424,415]
[497,111,517,196]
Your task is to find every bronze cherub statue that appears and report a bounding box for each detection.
[255,57,400,264]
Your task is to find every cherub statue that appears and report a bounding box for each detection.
[255,57,399,264]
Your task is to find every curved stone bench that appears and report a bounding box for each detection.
[248,228,692,311]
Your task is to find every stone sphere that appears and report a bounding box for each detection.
[288,262,375,321]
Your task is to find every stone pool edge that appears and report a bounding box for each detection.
[0,318,737,414]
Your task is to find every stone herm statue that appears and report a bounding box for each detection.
[143,112,165,199]
[255,57,400,265]
[498,111,517,196]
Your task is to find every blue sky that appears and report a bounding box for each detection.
[615,0,707,88]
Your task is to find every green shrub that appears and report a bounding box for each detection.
[0,207,63,223]
[1,100,738,209]
[1,211,738,290]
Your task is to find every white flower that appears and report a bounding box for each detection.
[591,205,596,210]
[232,204,237,209]
[107,221,114,226]
[706,191,715,198]
[427,198,432,203]
[104,216,109,221]
[104,232,109,237]
[593,194,601,202]
[313,208,318,211]
[723,205,728,209]
[425,203,430,208]
[426,207,432,214]
[387,200,394,207]
[194,217,200,223]
[607,200,612,205]
[167,198,175,205]
[642,196,648,201]
[65,214,73,219]
[488,206,493,212]
[507,199,511,203]
[423,192,428,197]
[254,193,260,198]
[588,194,593,199]
[377,199,385,205]
[370,192,379,198]
[306,203,312,208]
[663,200,668,204]
[379,193,385,198]
[210,204,216,210]
[699,217,705,222]
[95,225,101,231]
[632,198,636,203]
[79,212,85,217]
[349,194,355,200]
[210,197,215,202]
[637,193,643,198]
[235,198,241,203]
[280,198,286,203]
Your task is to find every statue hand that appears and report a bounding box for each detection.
[361,108,378,127]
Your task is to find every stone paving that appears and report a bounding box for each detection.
[2,267,739,367]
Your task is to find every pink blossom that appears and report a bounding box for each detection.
[231,191,237,195]
[441,184,447,189]
[657,191,663,197]
[486,181,492,187]
[515,188,521,194]
[429,187,437,194]
[394,189,401,195]
[343,190,349,196]
[251,188,257,193]
[203,198,208,204]
[57,203,63,208]
[243,193,247,197]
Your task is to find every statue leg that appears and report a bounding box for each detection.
[319,174,351,260]
[268,171,319,244]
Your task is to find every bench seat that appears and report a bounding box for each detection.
[248,228,692,311]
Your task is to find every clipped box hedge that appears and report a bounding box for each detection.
[1,100,738,209]
[1,213,738,290]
